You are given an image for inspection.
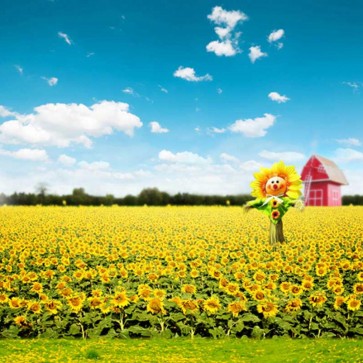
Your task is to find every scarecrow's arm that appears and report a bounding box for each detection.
[243,198,264,212]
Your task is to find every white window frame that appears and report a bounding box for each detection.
[309,189,323,206]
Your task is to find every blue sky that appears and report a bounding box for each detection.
[0,0,362,196]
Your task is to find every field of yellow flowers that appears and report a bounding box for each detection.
[0,205,362,339]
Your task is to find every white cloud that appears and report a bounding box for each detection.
[158,85,168,94]
[229,113,276,137]
[342,81,360,91]
[0,148,48,161]
[149,121,169,134]
[240,160,262,171]
[43,77,58,86]
[122,87,136,95]
[173,66,212,82]
[58,32,72,45]
[158,150,212,165]
[248,46,267,63]
[268,91,290,103]
[0,105,17,118]
[207,6,248,30]
[220,153,239,163]
[58,154,76,166]
[259,150,305,162]
[268,29,285,43]
[0,101,143,148]
[15,65,23,75]
[209,127,226,134]
[336,138,361,147]
[206,39,239,56]
[78,161,110,171]
[206,6,247,57]
[334,148,363,163]
[217,88,223,94]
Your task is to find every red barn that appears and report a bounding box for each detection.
[301,155,348,206]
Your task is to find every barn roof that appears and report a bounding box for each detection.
[302,155,348,185]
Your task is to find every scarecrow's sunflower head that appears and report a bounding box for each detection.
[250,161,302,199]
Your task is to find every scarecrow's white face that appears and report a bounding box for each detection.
[265,176,287,196]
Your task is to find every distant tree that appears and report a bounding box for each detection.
[138,188,166,206]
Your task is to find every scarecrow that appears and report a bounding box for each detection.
[244,161,303,245]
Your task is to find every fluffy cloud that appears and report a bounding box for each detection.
[78,160,110,171]
[158,150,212,164]
[0,101,142,148]
[0,105,17,118]
[209,127,226,134]
[58,154,76,166]
[336,138,361,146]
[259,150,305,162]
[229,113,276,137]
[122,87,137,95]
[206,6,247,57]
[0,148,48,161]
[268,29,285,42]
[58,32,72,45]
[173,67,212,82]
[43,77,58,86]
[220,153,239,163]
[268,91,290,103]
[248,46,267,63]
[15,65,23,75]
[206,39,239,56]
[207,6,248,29]
[334,148,363,163]
[149,121,169,134]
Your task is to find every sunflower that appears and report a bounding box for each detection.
[308,292,327,308]
[203,296,221,314]
[0,293,9,304]
[333,296,346,310]
[250,161,302,199]
[112,291,129,308]
[225,282,240,296]
[257,301,278,318]
[347,296,361,311]
[227,301,247,317]
[290,285,303,296]
[27,301,42,314]
[252,290,267,302]
[285,298,303,313]
[67,294,85,313]
[279,281,291,294]
[353,283,363,294]
[44,300,62,314]
[181,299,199,315]
[181,284,196,295]
[14,316,28,327]
[147,297,166,315]
[9,297,22,309]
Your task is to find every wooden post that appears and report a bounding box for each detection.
[269,220,285,246]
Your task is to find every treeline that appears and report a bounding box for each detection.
[0,187,362,206]
[0,187,252,206]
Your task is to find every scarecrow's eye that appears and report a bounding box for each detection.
[276,180,279,184]
[271,181,274,184]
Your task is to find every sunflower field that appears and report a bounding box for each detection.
[0,205,362,339]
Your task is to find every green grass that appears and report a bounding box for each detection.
[0,337,362,363]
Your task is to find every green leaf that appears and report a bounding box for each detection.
[169,312,185,322]
[1,325,20,338]
[40,328,59,338]
[241,313,260,323]
[128,326,152,337]
[69,323,81,336]
[251,325,264,339]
